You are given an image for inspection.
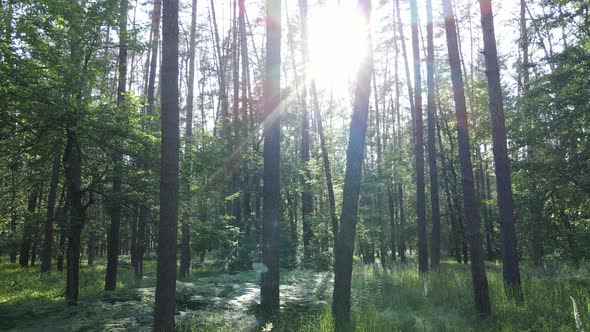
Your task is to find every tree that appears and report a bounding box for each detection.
[153,0,180,329]
[410,0,428,274]
[64,0,87,304]
[426,0,441,269]
[40,141,62,274]
[478,0,523,302]
[332,0,373,329]
[179,0,197,280]
[105,0,128,292]
[299,0,314,263]
[442,0,491,317]
[260,0,281,321]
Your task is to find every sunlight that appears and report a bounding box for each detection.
[307,1,366,95]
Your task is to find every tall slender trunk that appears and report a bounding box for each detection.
[387,183,396,261]
[9,171,17,263]
[239,0,252,236]
[426,0,440,269]
[136,0,159,279]
[135,203,148,279]
[372,73,387,267]
[64,0,85,304]
[410,0,428,274]
[88,224,96,266]
[153,0,180,329]
[180,0,198,280]
[443,0,491,316]
[210,0,229,140]
[105,0,128,291]
[332,1,372,329]
[520,0,542,267]
[260,0,281,322]
[483,144,496,260]
[147,0,161,117]
[298,0,314,262]
[311,82,338,247]
[19,190,38,267]
[41,141,62,273]
[478,0,523,303]
[231,0,242,233]
[64,128,84,304]
[436,112,461,262]
[441,114,469,263]
[56,189,69,272]
[130,205,138,270]
[395,0,415,132]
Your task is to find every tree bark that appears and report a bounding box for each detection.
[410,0,428,274]
[442,0,491,316]
[64,0,85,304]
[135,203,148,279]
[478,0,523,303]
[147,0,161,117]
[298,0,314,262]
[332,0,372,329]
[105,0,128,292]
[260,0,281,322]
[311,82,338,247]
[41,141,62,273]
[180,0,197,280]
[426,0,441,269]
[19,190,38,267]
[210,0,230,140]
[64,128,84,304]
[153,0,180,329]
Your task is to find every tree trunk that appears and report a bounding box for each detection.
[441,114,469,264]
[372,73,387,268]
[105,0,128,292]
[30,240,38,267]
[135,203,148,279]
[153,0,180,329]
[147,0,161,117]
[64,128,84,304]
[410,0,428,274]
[238,0,253,239]
[130,206,138,270]
[231,0,242,234]
[478,0,523,303]
[332,1,372,329]
[210,0,229,140]
[311,82,338,247]
[483,145,496,261]
[394,0,415,137]
[298,0,314,262]
[180,0,197,280]
[387,184,396,261]
[260,0,281,322]
[426,0,441,269]
[442,0,491,317]
[19,190,38,267]
[86,228,95,267]
[41,141,62,274]
[56,191,68,272]
[437,113,461,263]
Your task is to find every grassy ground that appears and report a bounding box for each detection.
[0,257,588,331]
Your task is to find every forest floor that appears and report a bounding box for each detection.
[0,258,588,331]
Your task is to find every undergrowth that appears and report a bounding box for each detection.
[0,258,588,331]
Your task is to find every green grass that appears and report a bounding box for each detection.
[0,258,588,331]
[276,261,590,332]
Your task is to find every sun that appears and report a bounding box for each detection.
[307,1,367,96]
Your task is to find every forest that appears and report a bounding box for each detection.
[0,0,589,331]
